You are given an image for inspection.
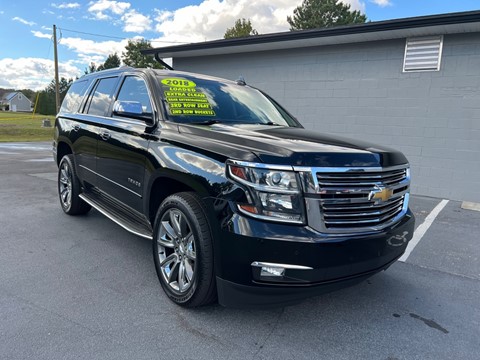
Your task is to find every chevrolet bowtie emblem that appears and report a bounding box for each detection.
[369,185,394,202]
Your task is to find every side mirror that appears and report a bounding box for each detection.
[113,100,152,121]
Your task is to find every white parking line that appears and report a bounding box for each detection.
[0,143,50,151]
[28,173,57,182]
[0,151,18,155]
[398,199,449,262]
[24,158,53,162]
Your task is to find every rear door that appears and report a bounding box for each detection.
[59,78,98,186]
[76,76,120,186]
[95,74,154,212]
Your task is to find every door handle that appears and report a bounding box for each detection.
[100,131,111,141]
[72,124,80,132]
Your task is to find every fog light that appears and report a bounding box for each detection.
[252,261,313,282]
[260,266,285,277]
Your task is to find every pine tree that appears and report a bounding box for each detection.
[38,77,73,115]
[224,18,259,39]
[84,62,98,74]
[122,39,163,69]
[287,0,367,31]
[98,53,121,71]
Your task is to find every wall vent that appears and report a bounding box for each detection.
[403,36,443,72]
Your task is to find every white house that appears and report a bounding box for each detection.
[1,92,32,112]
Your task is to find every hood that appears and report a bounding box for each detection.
[177,123,408,168]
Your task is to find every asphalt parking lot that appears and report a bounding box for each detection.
[0,142,479,360]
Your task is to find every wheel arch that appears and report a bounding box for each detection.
[147,172,212,226]
[56,140,73,166]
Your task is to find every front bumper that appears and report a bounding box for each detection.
[215,209,415,307]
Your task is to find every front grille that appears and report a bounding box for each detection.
[305,166,410,233]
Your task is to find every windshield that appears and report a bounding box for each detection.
[157,75,299,127]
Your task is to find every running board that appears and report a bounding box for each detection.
[79,192,153,240]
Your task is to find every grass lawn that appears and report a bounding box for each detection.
[0,112,55,142]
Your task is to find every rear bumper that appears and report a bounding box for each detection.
[215,209,415,307]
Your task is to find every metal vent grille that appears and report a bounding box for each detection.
[403,36,443,72]
[303,166,410,234]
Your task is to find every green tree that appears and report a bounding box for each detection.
[224,18,259,39]
[122,39,163,69]
[84,62,98,74]
[84,53,122,74]
[287,0,367,30]
[98,53,121,71]
[59,78,73,103]
[36,91,55,115]
[37,77,73,115]
[46,77,73,104]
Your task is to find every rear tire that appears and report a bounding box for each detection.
[152,192,216,307]
[58,155,91,215]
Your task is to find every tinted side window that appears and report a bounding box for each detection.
[116,76,152,115]
[60,80,88,113]
[86,77,118,117]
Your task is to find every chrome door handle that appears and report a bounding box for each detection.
[100,131,111,140]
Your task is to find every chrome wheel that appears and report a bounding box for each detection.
[57,155,91,215]
[157,208,196,294]
[59,161,73,210]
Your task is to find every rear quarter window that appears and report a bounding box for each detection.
[60,80,89,113]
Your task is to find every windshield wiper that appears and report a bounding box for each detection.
[187,120,282,126]
[188,119,222,126]
[263,121,281,126]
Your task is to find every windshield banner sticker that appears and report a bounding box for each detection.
[161,78,216,116]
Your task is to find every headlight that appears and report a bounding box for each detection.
[227,160,305,223]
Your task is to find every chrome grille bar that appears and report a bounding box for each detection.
[322,196,403,211]
[324,205,403,225]
[323,198,404,218]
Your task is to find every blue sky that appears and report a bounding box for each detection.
[1,0,479,90]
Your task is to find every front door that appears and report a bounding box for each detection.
[95,75,154,212]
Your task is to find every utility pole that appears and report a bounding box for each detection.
[53,24,60,113]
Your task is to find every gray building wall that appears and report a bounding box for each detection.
[174,33,480,202]
[9,92,32,112]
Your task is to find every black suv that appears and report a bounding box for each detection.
[54,67,415,307]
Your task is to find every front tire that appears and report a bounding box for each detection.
[153,192,216,307]
[58,155,91,215]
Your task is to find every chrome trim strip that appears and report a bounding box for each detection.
[293,164,410,173]
[323,205,403,218]
[237,205,304,224]
[322,197,403,211]
[227,159,294,171]
[75,113,151,127]
[79,164,95,173]
[314,183,408,193]
[251,261,313,270]
[79,165,142,198]
[79,194,153,240]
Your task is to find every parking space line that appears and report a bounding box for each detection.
[398,199,449,262]
[24,158,53,162]
[28,173,57,182]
